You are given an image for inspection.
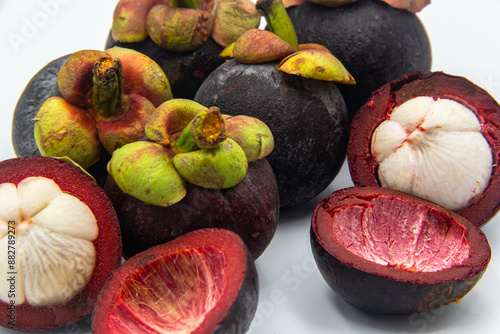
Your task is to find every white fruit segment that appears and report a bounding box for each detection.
[0,177,98,306]
[332,196,470,272]
[371,97,493,212]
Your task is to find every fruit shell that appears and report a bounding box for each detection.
[104,158,279,260]
[311,186,491,315]
[194,59,349,208]
[347,71,500,227]
[286,0,432,117]
[91,228,258,334]
[0,157,122,331]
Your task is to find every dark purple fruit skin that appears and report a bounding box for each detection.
[106,32,224,99]
[214,251,258,334]
[194,60,349,208]
[11,54,111,186]
[287,0,432,117]
[311,186,491,315]
[12,54,69,158]
[104,158,279,260]
[311,234,486,314]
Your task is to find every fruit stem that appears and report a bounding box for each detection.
[177,0,201,9]
[92,57,124,118]
[256,0,299,51]
[172,107,228,153]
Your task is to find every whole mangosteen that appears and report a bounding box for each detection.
[105,0,262,99]
[104,99,279,259]
[348,71,500,227]
[11,47,172,185]
[286,0,432,117]
[311,186,491,315]
[195,0,354,208]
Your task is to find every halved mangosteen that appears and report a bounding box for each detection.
[92,228,258,333]
[311,186,491,315]
[0,157,122,331]
[348,71,500,226]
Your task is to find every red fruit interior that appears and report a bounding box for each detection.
[331,196,470,272]
[313,187,490,283]
[109,247,225,333]
[93,228,249,334]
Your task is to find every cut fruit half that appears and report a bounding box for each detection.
[311,186,491,315]
[0,157,122,331]
[348,71,500,226]
[92,228,258,334]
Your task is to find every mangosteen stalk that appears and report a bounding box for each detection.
[92,57,124,118]
[171,107,228,153]
[256,0,299,51]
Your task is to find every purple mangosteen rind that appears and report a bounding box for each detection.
[348,71,500,227]
[311,186,491,315]
[104,157,279,260]
[91,228,258,333]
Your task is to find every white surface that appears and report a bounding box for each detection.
[1,0,500,333]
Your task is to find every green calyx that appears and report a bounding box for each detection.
[173,138,248,189]
[256,0,299,51]
[110,99,275,206]
[107,141,186,207]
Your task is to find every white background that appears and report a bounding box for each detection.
[1,0,500,333]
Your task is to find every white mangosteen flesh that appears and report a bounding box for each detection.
[371,96,492,212]
[0,177,98,306]
[332,196,470,272]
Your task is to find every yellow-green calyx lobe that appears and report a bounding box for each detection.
[108,141,187,206]
[256,0,299,51]
[173,138,248,189]
[225,115,274,161]
[277,49,356,84]
[147,5,214,52]
[233,29,295,64]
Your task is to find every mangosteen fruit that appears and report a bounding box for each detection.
[92,228,258,333]
[286,0,432,117]
[104,99,279,259]
[0,157,122,331]
[105,0,261,99]
[195,0,354,208]
[348,71,500,227]
[11,47,172,185]
[311,186,491,315]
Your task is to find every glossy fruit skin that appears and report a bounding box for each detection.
[348,71,500,227]
[0,157,122,331]
[195,60,349,208]
[11,55,112,186]
[104,158,279,260]
[311,186,491,315]
[92,228,258,334]
[287,0,432,117]
[106,33,224,99]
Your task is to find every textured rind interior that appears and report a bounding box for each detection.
[331,196,470,272]
[108,247,226,334]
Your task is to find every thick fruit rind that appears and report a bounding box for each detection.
[0,157,122,331]
[347,71,500,227]
[311,186,491,315]
[92,228,258,334]
[105,158,279,260]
